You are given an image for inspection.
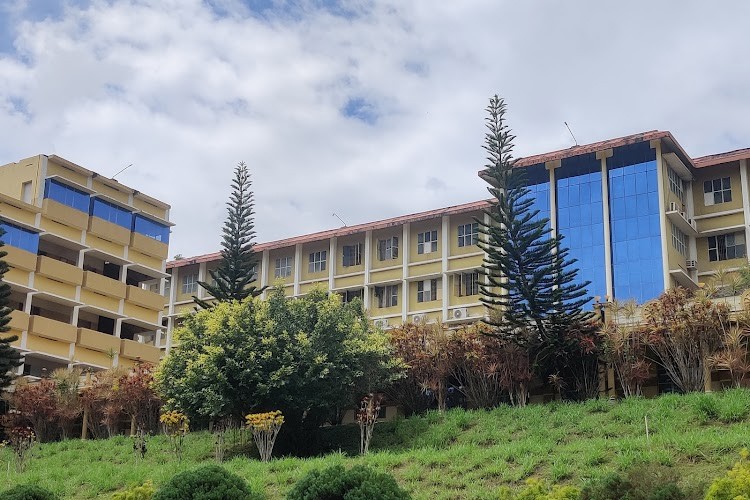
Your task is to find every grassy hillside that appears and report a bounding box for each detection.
[3,390,750,499]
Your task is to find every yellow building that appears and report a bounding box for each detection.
[0,154,171,377]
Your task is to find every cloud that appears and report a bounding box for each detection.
[2,1,750,257]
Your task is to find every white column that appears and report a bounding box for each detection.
[363,230,372,311]
[441,215,450,322]
[329,237,336,292]
[652,140,671,290]
[197,262,206,299]
[71,305,81,327]
[402,223,410,322]
[294,243,302,296]
[598,150,614,300]
[546,160,560,234]
[740,159,750,264]
[260,250,270,299]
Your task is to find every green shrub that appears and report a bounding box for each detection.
[153,465,262,500]
[581,467,685,500]
[112,481,156,500]
[286,465,410,500]
[498,479,580,499]
[705,449,750,500]
[2,484,58,500]
[718,391,750,423]
[694,394,720,423]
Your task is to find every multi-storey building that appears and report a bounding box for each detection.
[0,154,171,378]
[163,131,750,360]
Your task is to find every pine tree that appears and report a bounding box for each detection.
[194,162,263,308]
[0,227,23,390]
[478,96,596,396]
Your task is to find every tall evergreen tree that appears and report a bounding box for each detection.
[0,227,23,390]
[194,162,263,308]
[478,96,597,397]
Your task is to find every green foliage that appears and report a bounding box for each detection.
[158,288,402,427]
[112,481,156,500]
[195,161,262,307]
[1,484,58,500]
[693,389,750,424]
[0,226,23,390]
[286,465,410,500]
[153,465,262,500]
[499,479,580,499]
[581,467,685,500]
[706,449,750,500]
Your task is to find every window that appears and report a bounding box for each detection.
[134,215,170,243]
[342,244,362,267]
[670,222,687,257]
[43,178,89,212]
[377,236,398,260]
[667,168,685,203]
[308,250,327,273]
[704,177,732,206]
[182,273,198,294]
[275,256,292,278]
[417,279,439,302]
[457,223,478,247]
[708,232,746,262]
[21,181,32,203]
[91,198,133,229]
[417,230,438,254]
[341,289,364,303]
[375,285,398,308]
[455,271,480,297]
[0,222,39,254]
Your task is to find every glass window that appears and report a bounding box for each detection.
[667,168,685,203]
[133,215,170,243]
[417,279,439,302]
[417,230,438,254]
[308,250,327,273]
[274,256,292,278]
[43,178,89,212]
[341,289,364,303]
[91,198,133,229]
[0,222,39,254]
[455,271,479,297]
[375,285,398,308]
[670,222,687,257]
[377,236,398,260]
[457,223,478,247]
[708,232,746,262]
[182,273,197,294]
[703,177,732,206]
[342,244,362,267]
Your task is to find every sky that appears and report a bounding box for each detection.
[2,0,750,257]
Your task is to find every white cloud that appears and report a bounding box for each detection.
[2,0,750,256]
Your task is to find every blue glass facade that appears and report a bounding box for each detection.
[134,215,170,243]
[556,153,606,305]
[0,222,39,254]
[91,198,133,229]
[522,164,550,226]
[607,142,663,302]
[43,178,89,212]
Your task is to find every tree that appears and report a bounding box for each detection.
[0,227,23,390]
[194,162,262,308]
[477,95,596,399]
[600,300,652,398]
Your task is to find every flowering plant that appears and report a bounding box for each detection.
[245,410,283,462]
[160,410,189,461]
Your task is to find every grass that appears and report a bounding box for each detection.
[3,389,750,499]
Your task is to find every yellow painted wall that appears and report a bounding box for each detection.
[408,279,441,312]
[661,161,686,212]
[409,220,441,263]
[132,197,168,220]
[39,216,83,242]
[448,254,483,271]
[47,160,89,187]
[299,280,328,294]
[79,289,121,313]
[336,234,365,274]
[408,310,442,322]
[697,212,745,233]
[371,227,403,270]
[449,211,483,256]
[334,274,365,289]
[0,199,38,226]
[0,155,41,200]
[370,284,401,316]
[129,249,164,272]
[86,234,126,258]
[92,180,131,205]
[36,256,83,285]
[123,302,159,325]
[300,242,329,281]
[4,267,31,287]
[33,276,78,300]
[89,217,131,246]
[268,248,295,285]
[73,346,112,368]
[666,237,687,273]
[408,261,441,278]
[130,233,168,260]
[370,267,403,284]
[693,163,743,216]
[77,327,120,352]
[4,246,37,271]
[25,334,71,358]
[696,236,746,274]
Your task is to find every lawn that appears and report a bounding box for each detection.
[3,390,750,499]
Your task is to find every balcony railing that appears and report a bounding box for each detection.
[29,315,77,343]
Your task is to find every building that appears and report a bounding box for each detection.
[0,154,172,378]
[163,130,750,358]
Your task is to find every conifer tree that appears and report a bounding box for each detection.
[478,96,596,395]
[195,162,262,308]
[0,227,23,390]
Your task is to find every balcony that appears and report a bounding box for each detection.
[41,198,88,231]
[4,246,37,272]
[83,271,126,299]
[88,217,131,246]
[36,255,83,286]
[28,315,77,343]
[665,202,698,236]
[130,232,168,260]
[120,338,161,364]
[126,285,165,311]
[7,310,30,332]
[77,327,120,353]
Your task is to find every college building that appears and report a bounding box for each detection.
[164,130,750,364]
[0,154,171,378]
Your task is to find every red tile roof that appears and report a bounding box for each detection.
[693,147,750,168]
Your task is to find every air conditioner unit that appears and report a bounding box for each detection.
[452,308,469,320]
[373,319,389,329]
[686,260,697,270]
[411,313,426,323]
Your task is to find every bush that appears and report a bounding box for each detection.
[112,481,156,500]
[498,479,580,499]
[2,484,58,500]
[153,465,262,500]
[694,394,719,423]
[287,465,410,500]
[581,467,685,500]
[706,449,750,499]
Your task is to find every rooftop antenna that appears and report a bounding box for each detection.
[564,122,579,146]
[332,212,348,227]
[112,163,133,180]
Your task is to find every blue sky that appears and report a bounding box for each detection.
[2,1,750,256]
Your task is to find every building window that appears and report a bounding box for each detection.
[0,222,39,254]
[708,232,746,262]
[457,223,478,247]
[182,273,198,294]
[375,285,398,308]
[342,244,362,267]
[341,289,364,303]
[704,177,732,206]
[91,198,133,229]
[21,181,32,203]
[417,230,438,254]
[377,237,399,261]
[43,178,90,212]
[275,257,292,278]
[667,168,685,203]
[417,279,439,302]
[455,271,480,297]
[133,214,170,243]
[308,250,327,273]
[670,222,687,257]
